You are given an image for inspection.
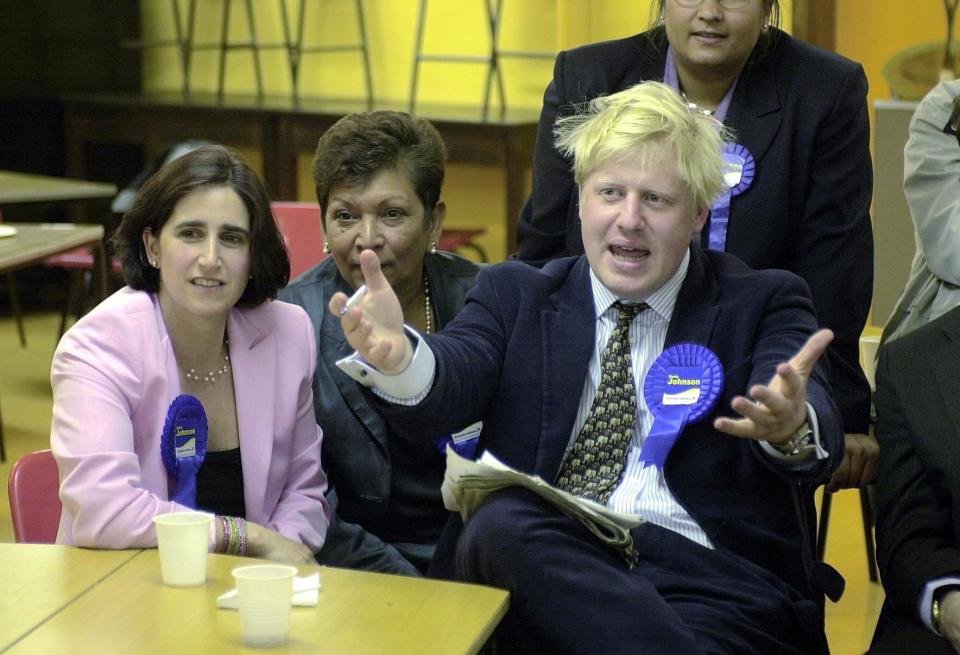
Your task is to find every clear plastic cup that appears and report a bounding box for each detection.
[152,511,212,586]
[232,564,298,647]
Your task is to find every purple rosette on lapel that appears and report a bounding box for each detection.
[161,394,208,507]
[640,344,723,468]
[708,143,756,251]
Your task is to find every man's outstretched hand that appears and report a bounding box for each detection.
[328,249,411,374]
[714,329,833,445]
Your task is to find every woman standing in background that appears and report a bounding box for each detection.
[516,0,876,490]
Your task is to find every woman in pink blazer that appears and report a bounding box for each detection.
[51,145,330,562]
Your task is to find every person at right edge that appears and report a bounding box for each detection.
[882,80,960,344]
[514,0,876,491]
[868,302,960,654]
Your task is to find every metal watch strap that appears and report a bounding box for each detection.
[771,421,813,457]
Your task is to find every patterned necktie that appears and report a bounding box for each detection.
[555,301,647,504]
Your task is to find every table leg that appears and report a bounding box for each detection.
[92,239,109,303]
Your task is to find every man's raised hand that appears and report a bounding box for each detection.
[328,249,411,374]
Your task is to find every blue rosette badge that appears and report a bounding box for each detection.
[161,394,208,507]
[640,344,723,468]
[708,142,756,252]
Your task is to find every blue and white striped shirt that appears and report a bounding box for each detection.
[572,250,714,547]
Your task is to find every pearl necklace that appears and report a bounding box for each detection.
[680,91,715,117]
[184,339,231,384]
[423,273,433,335]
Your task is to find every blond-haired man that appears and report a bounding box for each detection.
[332,82,842,655]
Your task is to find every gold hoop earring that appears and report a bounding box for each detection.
[430,241,438,255]
[322,241,330,254]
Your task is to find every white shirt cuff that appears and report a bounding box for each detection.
[335,326,435,406]
[921,577,960,635]
[760,403,829,464]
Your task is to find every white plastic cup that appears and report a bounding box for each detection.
[232,564,297,647]
[152,511,212,586]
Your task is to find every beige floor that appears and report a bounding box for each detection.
[0,311,884,654]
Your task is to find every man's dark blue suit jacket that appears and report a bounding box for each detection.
[379,245,843,600]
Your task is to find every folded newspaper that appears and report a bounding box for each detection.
[442,447,645,566]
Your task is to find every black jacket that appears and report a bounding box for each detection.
[279,252,480,572]
[516,28,874,434]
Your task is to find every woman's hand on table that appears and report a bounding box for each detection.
[246,522,316,564]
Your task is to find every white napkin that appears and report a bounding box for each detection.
[216,572,322,609]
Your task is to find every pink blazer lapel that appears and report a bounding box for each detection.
[228,309,278,521]
[145,294,185,496]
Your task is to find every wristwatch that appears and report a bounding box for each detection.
[770,420,814,457]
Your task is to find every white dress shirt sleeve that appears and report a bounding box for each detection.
[335,326,436,406]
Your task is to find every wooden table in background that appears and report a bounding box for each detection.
[0,224,107,300]
[0,223,108,458]
[5,547,509,655]
[62,92,537,254]
[0,171,117,208]
[0,544,140,652]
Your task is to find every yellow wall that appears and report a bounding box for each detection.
[140,0,793,261]
[836,2,946,111]
[142,0,561,109]
[834,3,948,326]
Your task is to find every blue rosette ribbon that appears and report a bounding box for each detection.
[708,143,756,251]
[640,344,724,468]
[434,421,482,460]
[160,394,208,507]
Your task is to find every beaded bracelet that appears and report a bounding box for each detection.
[216,515,232,554]
[215,515,249,556]
[235,517,248,557]
[226,517,240,555]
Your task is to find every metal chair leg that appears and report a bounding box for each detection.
[0,388,5,462]
[861,486,879,583]
[817,486,879,583]
[58,269,83,341]
[816,489,831,561]
[5,273,27,347]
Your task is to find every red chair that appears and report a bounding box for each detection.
[439,229,488,262]
[271,201,327,279]
[44,247,123,339]
[7,449,62,544]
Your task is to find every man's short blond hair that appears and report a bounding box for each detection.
[554,81,728,210]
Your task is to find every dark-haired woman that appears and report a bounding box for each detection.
[51,145,330,563]
[280,111,479,575]
[516,0,877,490]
